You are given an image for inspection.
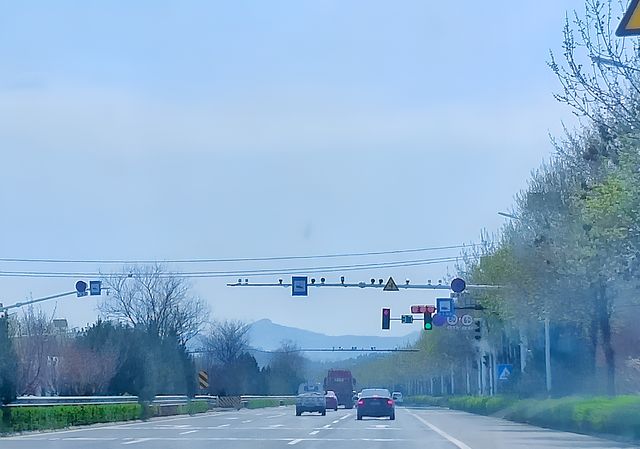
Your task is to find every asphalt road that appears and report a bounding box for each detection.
[2,406,638,449]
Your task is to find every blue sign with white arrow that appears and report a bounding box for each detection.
[292,276,308,296]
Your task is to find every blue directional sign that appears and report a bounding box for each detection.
[436,298,455,317]
[291,276,308,296]
[497,364,513,381]
[89,280,102,296]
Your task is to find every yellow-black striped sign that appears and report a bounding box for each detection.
[617,0,640,36]
[198,370,209,389]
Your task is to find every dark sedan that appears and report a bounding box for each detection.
[356,388,395,420]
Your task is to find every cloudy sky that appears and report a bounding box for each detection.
[0,0,588,336]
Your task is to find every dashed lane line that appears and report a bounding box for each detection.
[288,439,303,445]
[122,438,152,445]
[179,430,198,435]
[309,430,320,435]
[407,410,472,449]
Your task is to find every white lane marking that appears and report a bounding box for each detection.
[214,424,231,428]
[269,424,284,428]
[266,413,285,419]
[179,430,198,435]
[408,410,472,449]
[339,414,351,420]
[309,430,320,435]
[242,419,253,423]
[226,417,240,420]
[288,439,303,445]
[374,424,389,428]
[63,437,118,441]
[332,419,340,424]
[122,438,152,445]
[322,424,332,428]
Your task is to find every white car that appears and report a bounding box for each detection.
[391,392,403,404]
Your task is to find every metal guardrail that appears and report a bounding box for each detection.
[8,394,295,407]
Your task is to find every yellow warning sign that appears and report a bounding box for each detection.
[383,276,399,292]
[617,0,640,36]
[198,370,209,389]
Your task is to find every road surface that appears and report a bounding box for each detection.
[2,406,637,449]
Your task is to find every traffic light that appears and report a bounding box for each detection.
[474,320,481,340]
[382,308,391,330]
[423,312,433,330]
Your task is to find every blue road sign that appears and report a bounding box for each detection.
[497,364,513,381]
[436,298,455,316]
[292,276,308,296]
[75,280,88,298]
[401,315,414,324]
[450,278,466,293]
[90,280,102,296]
[432,313,447,327]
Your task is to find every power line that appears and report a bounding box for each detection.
[0,256,460,279]
[0,244,476,265]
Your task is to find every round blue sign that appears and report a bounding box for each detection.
[432,313,447,327]
[75,280,87,293]
[450,277,466,293]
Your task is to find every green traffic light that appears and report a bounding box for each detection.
[424,323,432,330]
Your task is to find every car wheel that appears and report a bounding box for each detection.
[321,410,326,416]
[357,413,362,420]
[390,413,395,421]
[334,407,338,411]
[296,409,301,416]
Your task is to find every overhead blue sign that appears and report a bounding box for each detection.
[497,364,513,381]
[436,298,455,317]
[292,276,308,296]
[90,280,102,296]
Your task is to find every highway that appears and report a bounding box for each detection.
[2,406,637,449]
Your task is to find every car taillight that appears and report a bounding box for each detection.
[387,399,394,406]
[357,399,364,406]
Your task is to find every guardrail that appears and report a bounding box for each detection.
[8,394,295,408]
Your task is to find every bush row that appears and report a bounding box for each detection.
[1,399,212,433]
[404,395,640,440]
[246,398,295,409]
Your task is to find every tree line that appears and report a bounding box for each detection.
[0,265,308,404]
[348,0,640,398]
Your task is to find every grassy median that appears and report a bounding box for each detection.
[405,395,640,440]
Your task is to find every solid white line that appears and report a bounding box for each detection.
[288,439,303,445]
[122,438,152,445]
[332,420,340,424]
[309,430,320,435]
[242,420,253,423]
[179,430,198,435]
[408,410,472,449]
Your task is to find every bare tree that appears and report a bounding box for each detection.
[100,265,209,344]
[57,343,118,395]
[202,320,250,366]
[11,307,59,395]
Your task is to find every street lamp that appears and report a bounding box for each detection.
[497,212,552,394]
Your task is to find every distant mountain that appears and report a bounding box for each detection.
[247,319,419,362]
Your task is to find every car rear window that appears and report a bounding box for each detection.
[360,389,390,398]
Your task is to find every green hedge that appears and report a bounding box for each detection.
[405,395,640,440]
[2,399,211,434]
[6,403,141,432]
[246,398,295,409]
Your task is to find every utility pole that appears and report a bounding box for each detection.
[545,317,552,394]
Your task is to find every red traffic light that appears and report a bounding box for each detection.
[382,308,391,330]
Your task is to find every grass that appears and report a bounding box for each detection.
[405,394,640,440]
[245,398,295,409]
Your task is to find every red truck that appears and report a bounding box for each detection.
[323,369,356,409]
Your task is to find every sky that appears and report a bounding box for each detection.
[0,0,590,337]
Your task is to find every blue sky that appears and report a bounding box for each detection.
[0,0,589,336]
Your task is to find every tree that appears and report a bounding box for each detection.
[201,320,250,366]
[101,264,209,344]
[266,342,306,395]
[0,313,17,405]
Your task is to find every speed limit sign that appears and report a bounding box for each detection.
[446,315,458,326]
[461,314,473,326]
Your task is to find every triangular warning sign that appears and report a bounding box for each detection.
[499,367,511,380]
[617,0,640,36]
[383,276,399,291]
